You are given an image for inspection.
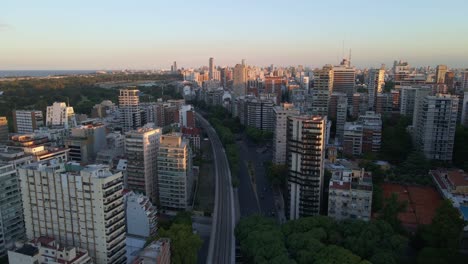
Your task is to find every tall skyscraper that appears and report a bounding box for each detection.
[367,66,385,110]
[209,57,214,80]
[119,88,141,132]
[310,65,333,116]
[400,86,431,119]
[0,162,25,257]
[0,117,8,143]
[462,70,468,91]
[45,102,77,129]
[287,115,326,220]
[173,61,177,73]
[19,162,127,264]
[158,133,193,210]
[413,94,458,161]
[125,126,162,202]
[233,63,247,97]
[13,110,44,133]
[435,65,448,84]
[333,59,356,104]
[272,103,299,165]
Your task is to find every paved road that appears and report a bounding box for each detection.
[197,113,235,264]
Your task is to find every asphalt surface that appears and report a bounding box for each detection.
[197,113,235,264]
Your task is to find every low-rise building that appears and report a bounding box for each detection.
[131,238,170,264]
[8,237,92,264]
[124,191,157,238]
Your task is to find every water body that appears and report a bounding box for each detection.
[0,70,96,78]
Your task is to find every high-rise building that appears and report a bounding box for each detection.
[0,117,8,143]
[209,57,214,80]
[400,86,431,119]
[435,65,448,84]
[158,133,193,210]
[237,96,276,131]
[328,92,348,143]
[179,105,195,128]
[0,162,25,257]
[462,70,468,91]
[287,115,326,219]
[343,122,363,156]
[233,64,247,97]
[125,126,161,202]
[333,59,356,104]
[265,76,283,105]
[119,89,141,132]
[359,111,382,153]
[375,93,393,115]
[461,92,468,126]
[413,94,458,161]
[64,122,107,163]
[172,61,177,73]
[310,65,333,116]
[19,162,126,264]
[351,93,369,119]
[46,102,77,129]
[13,110,44,133]
[367,67,385,110]
[272,103,299,165]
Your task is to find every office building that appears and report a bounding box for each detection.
[0,117,8,143]
[64,122,107,163]
[310,65,333,116]
[8,237,92,264]
[158,133,193,210]
[272,103,299,165]
[367,67,385,110]
[18,162,126,264]
[435,65,448,84]
[13,110,44,133]
[124,191,157,239]
[46,102,77,129]
[333,59,356,104]
[0,162,25,257]
[233,63,247,97]
[329,92,348,143]
[413,94,458,161]
[119,89,141,132]
[125,127,161,202]
[287,115,326,219]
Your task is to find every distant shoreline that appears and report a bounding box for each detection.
[0,70,97,78]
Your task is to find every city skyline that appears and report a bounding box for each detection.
[1,0,468,70]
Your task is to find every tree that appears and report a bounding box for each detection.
[265,162,288,186]
[422,200,464,249]
[453,125,468,171]
[378,193,407,232]
[158,223,202,264]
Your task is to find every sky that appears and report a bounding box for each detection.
[1,0,468,70]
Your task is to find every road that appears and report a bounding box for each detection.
[197,113,235,264]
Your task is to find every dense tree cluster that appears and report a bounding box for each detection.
[245,126,273,144]
[453,125,468,171]
[236,215,407,264]
[264,161,288,186]
[379,115,413,164]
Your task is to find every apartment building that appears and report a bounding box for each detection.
[272,103,299,165]
[13,110,44,133]
[18,162,126,264]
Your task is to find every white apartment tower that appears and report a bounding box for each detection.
[272,103,299,165]
[18,162,126,264]
[46,102,77,129]
[125,127,162,202]
[13,110,44,133]
[287,115,326,220]
[158,133,193,210]
[119,89,141,132]
[367,67,385,110]
[413,94,458,161]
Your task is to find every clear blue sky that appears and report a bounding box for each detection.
[1,0,468,70]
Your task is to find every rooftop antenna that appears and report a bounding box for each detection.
[342,40,345,60]
[348,49,352,67]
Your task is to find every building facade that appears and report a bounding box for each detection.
[18,162,126,264]
[13,110,44,133]
[124,191,157,238]
[119,89,141,132]
[272,104,299,165]
[125,127,161,202]
[158,133,192,210]
[46,102,77,129]
[287,115,326,219]
[367,67,385,110]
